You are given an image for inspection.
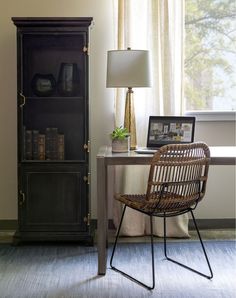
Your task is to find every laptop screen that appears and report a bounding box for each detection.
[147,116,196,148]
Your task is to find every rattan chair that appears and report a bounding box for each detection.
[110,142,213,290]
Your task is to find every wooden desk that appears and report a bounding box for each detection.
[96,146,236,275]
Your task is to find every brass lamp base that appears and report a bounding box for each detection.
[124,87,136,150]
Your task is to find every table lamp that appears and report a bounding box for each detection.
[106,48,151,149]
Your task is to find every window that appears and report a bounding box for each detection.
[185,0,236,112]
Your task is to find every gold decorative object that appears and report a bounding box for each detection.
[124,87,136,149]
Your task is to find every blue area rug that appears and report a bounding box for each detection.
[0,240,235,297]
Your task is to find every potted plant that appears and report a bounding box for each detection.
[110,126,130,153]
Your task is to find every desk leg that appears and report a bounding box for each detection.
[97,157,107,275]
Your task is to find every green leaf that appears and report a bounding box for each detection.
[110,126,129,140]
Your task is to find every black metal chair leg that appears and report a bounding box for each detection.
[110,205,127,267]
[149,215,155,289]
[163,211,213,279]
[110,206,155,290]
[163,214,168,258]
[190,210,213,278]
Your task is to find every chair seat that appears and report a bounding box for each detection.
[115,192,197,215]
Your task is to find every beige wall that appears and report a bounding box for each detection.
[0,1,235,222]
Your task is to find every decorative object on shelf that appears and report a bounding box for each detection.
[106,48,152,149]
[31,73,56,96]
[110,126,130,153]
[57,63,79,96]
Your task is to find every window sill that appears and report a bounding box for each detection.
[185,111,236,122]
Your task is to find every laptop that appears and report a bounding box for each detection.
[135,116,196,154]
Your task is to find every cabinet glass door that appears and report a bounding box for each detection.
[19,33,88,162]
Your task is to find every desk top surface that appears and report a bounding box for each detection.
[97,146,236,165]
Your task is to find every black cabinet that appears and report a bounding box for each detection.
[12,17,93,244]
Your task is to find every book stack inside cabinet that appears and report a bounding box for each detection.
[23,126,65,160]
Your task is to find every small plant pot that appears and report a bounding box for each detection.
[112,136,130,153]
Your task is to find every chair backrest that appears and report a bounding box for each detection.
[146,142,210,214]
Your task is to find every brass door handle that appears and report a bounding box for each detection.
[19,92,26,108]
[19,190,25,205]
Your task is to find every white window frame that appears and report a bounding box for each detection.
[185,111,236,122]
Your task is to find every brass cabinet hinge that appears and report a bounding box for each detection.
[83,173,91,184]
[83,213,91,226]
[83,45,89,55]
[19,92,26,108]
[83,140,90,152]
[19,190,25,206]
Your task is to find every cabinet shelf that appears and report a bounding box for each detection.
[22,96,85,101]
[21,159,88,164]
